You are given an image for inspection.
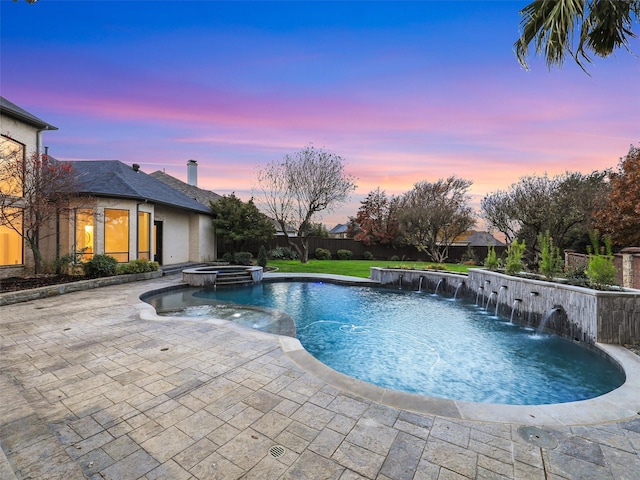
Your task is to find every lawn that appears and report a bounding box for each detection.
[267,259,473,278]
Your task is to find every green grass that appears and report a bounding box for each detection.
[267,259,473,278]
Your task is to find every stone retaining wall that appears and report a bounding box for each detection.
[371,267,640,345]
[0,270,162,306]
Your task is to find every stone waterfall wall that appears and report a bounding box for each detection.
[370,268,640,345]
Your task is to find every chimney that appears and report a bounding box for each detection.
[187,159,198,186]
[132,163,140,172]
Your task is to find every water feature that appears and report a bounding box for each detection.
[537,306,563,335]
[398,274,403,289]
[453,281,464,300]
[417,276,424,292]
[483,280,491,308]
[495,286,507,316]
[433,278,444,295]
[143,281,624,405]
[528,292,539,328]
[485,291,497,313]
[509,299,522,325]
[475,286,484,306]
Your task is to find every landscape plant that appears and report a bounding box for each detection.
[585,232,617,289]
[538,231,562,280]
[83,254,118,278]
[484,245,499,271]
[315,248,332,260]
[257,245,268,267]
[505,239,526,275]
[337,249,353,260]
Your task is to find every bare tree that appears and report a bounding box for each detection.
[398,177,476,263]
[256,145,357,263]
[0,149,79,274]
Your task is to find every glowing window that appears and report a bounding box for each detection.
[0,208,23,266]
[75,209,94,261]
[138,211,151,260]
[0,136,25,198]
[104,209,129,263]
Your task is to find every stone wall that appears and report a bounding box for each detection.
[566,247,640,289]
[371,267,640,345]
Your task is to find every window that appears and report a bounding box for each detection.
[0,208,23,266]
[75,209,94,261]
[104,209,129,262]
[138,211,151,260]
[0,136,25,198]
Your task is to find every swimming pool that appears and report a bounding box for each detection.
[144,280,625,405]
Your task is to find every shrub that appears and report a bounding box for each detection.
[83,254,118,278]
[461,245,477,265]
[116,259,159,275]
[538,231,562,280]
[233,252,254,266]
[268,247,298,260]
[422,264,447,271]
[363,251,374,260]
[585,233,616,289]
[257,245,268,267]
[483,245,499,270]
[337,249,353,260]
[315,248,332,260]
[221,252,233,263]
[390,255,400,262]
[505,239,526,275]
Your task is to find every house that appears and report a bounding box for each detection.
[328,223,349,239]
[1,97,218,278]
[55,160,217,267]
[1,97,58,277]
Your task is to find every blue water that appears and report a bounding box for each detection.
[145,281,625,405]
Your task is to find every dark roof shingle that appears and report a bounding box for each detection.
[0,96,58,131]
[69,160,212,214]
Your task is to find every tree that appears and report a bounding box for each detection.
[397,177,476,263]
[481,171,607,263]
[515,0,640,71]
[209,193,275,253]
[593,145,640,246]
[0,150,79,274]
[308,222,328,238]
[256,145,357,263]
[349,187,402,246]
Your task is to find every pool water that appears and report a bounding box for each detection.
[144,281,625,405]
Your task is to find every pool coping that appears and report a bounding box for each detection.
[136,272,640,427]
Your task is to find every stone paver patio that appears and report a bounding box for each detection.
[1,275,640,479]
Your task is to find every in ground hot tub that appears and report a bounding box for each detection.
[182,265,263,287]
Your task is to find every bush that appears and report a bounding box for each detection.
[461,245,478,265]
[505,239,526,275]
[268,247,298,260]
[483,245,499,270]
[116,259,159,275]
[363,251,374,260]
[389,255,400,262]
[233,252,253,266]
[538,231,562,280]
[83,254,118,278]
[257,245,268,268]
[585,233,616,289]
[315,248,332,260]
[221,252,233,263]
[337,249,353,260]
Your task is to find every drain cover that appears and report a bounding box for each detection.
[517,426,558,449]
[268,445,286,458]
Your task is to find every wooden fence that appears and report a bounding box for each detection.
[218,237,505,264]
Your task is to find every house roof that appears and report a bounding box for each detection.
[68,160,212,215]
[463,230,506,247]
[329,223,348,234]
[149,170,221,208]
[0,96,58,131]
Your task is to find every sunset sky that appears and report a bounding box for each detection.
[2,1,638,228]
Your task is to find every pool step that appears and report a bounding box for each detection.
[215,270,254,287]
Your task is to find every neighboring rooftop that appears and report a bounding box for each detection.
[0,96,58,131]
[68,160,212,214]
